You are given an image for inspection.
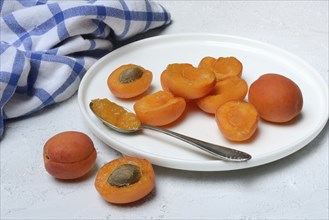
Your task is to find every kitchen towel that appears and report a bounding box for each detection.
[0,0,171,138]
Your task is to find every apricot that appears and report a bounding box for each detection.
[164,63,216,100]
[94,157,155,204]
[43,131,97,180]
[248,73,303,123]
[133,90,186,126]
[196,76,248,114]
[107,64,153,98]
[160,69,171,92]
[216,101,259,142]
[198,56,243,81]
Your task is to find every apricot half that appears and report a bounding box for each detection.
[43,131,97,180]
[198,56,243,81]
[160,69,171,92]
[94,157,155,204]
[196,76,248,114]
[133,90,186,126]
[164,63,216,100]
[248,73,303,123]
[216,101,259,142]
[107,64,153,98]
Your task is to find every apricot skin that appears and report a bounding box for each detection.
[248,73,303,123]
[43,131,97,180]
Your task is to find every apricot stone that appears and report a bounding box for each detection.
[248,73,303,123]
[43,131,97,180]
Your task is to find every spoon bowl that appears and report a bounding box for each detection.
[89,102,252,162]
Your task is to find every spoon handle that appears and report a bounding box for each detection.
[140,125,252,162]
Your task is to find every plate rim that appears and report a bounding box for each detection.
[78,33,329,171]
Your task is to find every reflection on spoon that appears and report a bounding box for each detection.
[89,99,252,162]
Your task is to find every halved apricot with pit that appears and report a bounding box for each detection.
[133,90,186,126]
[107,64,152,99]
[198,56,243,81]
[196,76,248,114]
[94,157,155,204]
[165,63,216,100]
[215,101,259,142]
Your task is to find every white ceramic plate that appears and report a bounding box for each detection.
[78,34,328,171]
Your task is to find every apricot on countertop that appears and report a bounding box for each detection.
[43,131,97,180]
[94,157,155,204]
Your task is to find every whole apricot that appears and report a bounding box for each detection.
[248,73,303,123]
[43,131,97,180]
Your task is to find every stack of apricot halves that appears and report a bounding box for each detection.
[107,56,303,142]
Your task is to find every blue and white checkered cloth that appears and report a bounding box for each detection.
[0,0,171,138]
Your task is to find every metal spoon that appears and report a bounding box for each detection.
[89,102,252,162]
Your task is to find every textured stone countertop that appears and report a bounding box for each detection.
[1,1,328,219]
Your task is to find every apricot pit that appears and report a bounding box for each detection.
[119,67,143,83]
[108,164,141,187]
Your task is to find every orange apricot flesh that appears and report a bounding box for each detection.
[94,157,155,204]
[91,98,141,130]
[165,63,216,100]
[198,56,243,81]
[133,90,186,126]
[107,64,152,99]
[160,69,171,92]
[215,101,259,142]
[196,76,248,114]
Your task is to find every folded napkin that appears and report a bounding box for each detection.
[0,0,171,138]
